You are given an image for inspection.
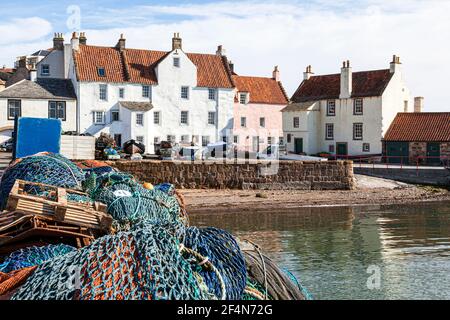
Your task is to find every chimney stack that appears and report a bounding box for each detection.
[228,61,234,74]
[71,32,80,51]
[53,33,65,50]
[79,32,87,45]
[116,34,126,51]
[414,97,424,113]
[339,60,352,99]
[273,66,280,81]
[18,56,27,69]
[390,55,401,73]
[216,45,226,56]
[172,33,182,51]
[303,65,314,81]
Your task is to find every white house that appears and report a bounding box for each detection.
[0,74,77,143]
[282,57,413,157]
[37,32,236,154]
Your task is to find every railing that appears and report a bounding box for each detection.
[332,155,450,176]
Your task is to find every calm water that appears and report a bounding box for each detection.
[190,201,450,300]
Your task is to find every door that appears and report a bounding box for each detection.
[386,142,409,164]
[252,137,260,152]
[427,143,441,165]
[336,143,348,158]
[294,138,303,154]
[114,134,122,148]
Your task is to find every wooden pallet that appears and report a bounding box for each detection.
[5,180,112,232]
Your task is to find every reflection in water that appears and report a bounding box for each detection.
[190,202,450,300]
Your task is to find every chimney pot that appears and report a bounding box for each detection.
[216,45,226,56]
[79,32,87,45]
[53,32,65,50]
[273,66,280,81]
[228,60,234,74]
[303,65,314,80]
[172,32,182,51]
[116,34,126,51]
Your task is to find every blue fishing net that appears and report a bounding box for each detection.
[0,153,85,210]
[11,224,204,300]
[0,244,76,273]
[184,227,247,300]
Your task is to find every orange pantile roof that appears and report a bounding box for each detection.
[384,113,450,142]
[73,45,234,88]
[232,75,288,105]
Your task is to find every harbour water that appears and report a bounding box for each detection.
[190,201,450,300]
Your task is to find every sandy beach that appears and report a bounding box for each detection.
[182,175,450,214]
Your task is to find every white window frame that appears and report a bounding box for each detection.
[142,85,151,99]
[202,136,210,147]
[111,110,120,122]
[99,84,108,101]
[353,123,363,140]
[7,99,21,120]
[279,136,284,145]
[181,135,190,143]
[208,111,216,125]
[327,100,336,116]
[180,111,189,125]
[136,136,144,144]
[119,88,125,99]
[240,117,247,128]
[167,135,176,143]
[93,111,106,125]
[239,93,248,105]
[293,117,300,128]
[181,86,189,100]
[363,143,370,152]
[48,101,66,121]
[154,137,161,144]
[233,135,239,144]
[153,111,161,125]
[325,123,334,140]
[353,99,363,115]
[173,57,180,68]
[208,88,216,100]
[41,64,50,76]
[136,113,144,126]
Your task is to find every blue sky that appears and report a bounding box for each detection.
[1,0,449,111]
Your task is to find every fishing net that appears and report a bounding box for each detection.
[0,244,76,273]
[0,153,85,210]
[11,224,204,300]
[88,173,186,235]
[183,227,247,300]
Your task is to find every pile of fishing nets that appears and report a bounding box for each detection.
[0,152,85,209]
[0,152,309,300]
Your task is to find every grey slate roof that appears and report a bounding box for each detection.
[282,102,315,112]
[0,78,76,100]
[119,101,153,112]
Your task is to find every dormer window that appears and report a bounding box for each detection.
[97,67,106,77]
[239,92,248,104]
[173,57,180,68]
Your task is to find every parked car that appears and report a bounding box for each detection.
[0,138,14,152]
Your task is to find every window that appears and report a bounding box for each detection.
[327,100,336,116]
[363,143,370,152]
[267,137,273,145]
[93,111,105,124]
[240,117,247,128]
[353,99,363,115]
[7,100,21,120]
[287,134,292,143]
[233,135,239,144]
[353,123,363,140]
[97,67,106,77]
[181,86,189,99]
[208,88,216,100]
[329,145,335,153]
[180,111,189,125]
[99,84,108,101]
[142,85,151,98]
[173,57,180,67]
[325,123,334,140]
[208,111,216,125]
[260,117,266,128]
[202,136,210,147]
[167,135,176,143]
[111,110,120,122]
[136,113,144,126]
[154,137,161,144]
[48,101,66,121]
[41,64,50,76]
[181,135,190,143]
[119,88,125,99]
[279,136,284,145]
[136,136,144,144]
[239,93,248,104]
[293,117,300,128]
[153,111,160,125]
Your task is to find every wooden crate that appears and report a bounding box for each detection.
[5,180,112,232]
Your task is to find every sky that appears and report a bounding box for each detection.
[1,0,449,112]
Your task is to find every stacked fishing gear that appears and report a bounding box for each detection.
[0,152,310,300]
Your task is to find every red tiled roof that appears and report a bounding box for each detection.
[291,69,394,102]
[0,68,15,74]
[384,113,450,142]
[232,75,288,105]
[73,45,234,88]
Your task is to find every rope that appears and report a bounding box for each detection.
[244,239,268,300]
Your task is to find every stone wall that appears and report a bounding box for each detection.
[441,142,450,160]
[110,160,355,190]
[409,142,426,164]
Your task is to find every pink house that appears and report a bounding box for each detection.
[232,66,289,152]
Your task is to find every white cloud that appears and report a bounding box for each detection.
[0,17,52,45]
[2,1,449,111]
